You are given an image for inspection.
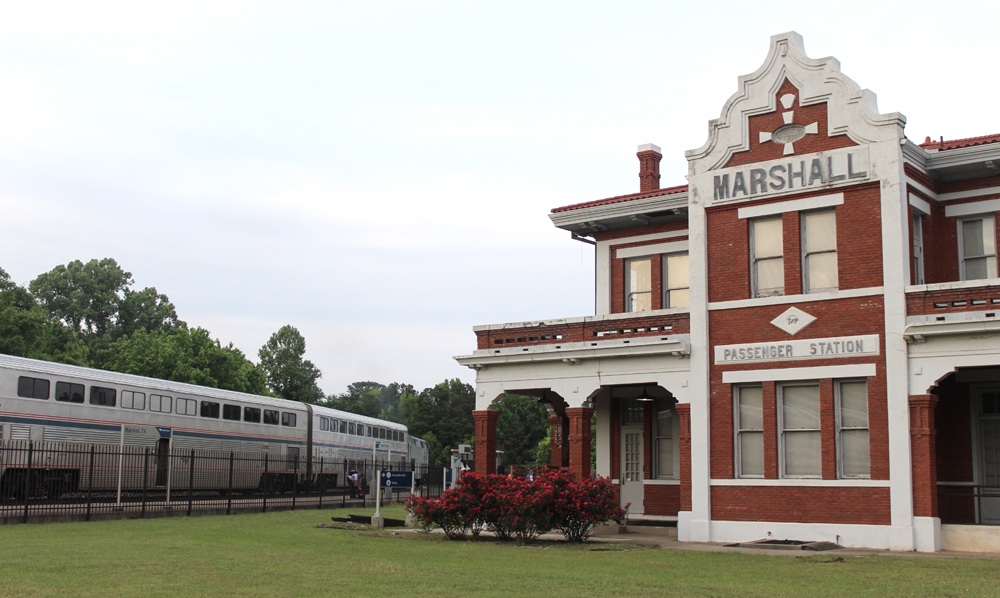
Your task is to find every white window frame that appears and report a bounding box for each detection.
[777,381,822,479]
[661,252,690,309]
[913,214,925,285]
[802,209,838,293]
[835,378,871,480]
[734,385,764,479]
[751,217,784,298]
[958,214,998,281]
[625,257,652,312]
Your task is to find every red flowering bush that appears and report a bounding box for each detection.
[407,471,626,542]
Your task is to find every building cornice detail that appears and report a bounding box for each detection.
[455,334,690,369]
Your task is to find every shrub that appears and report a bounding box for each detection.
[407,471,627,542]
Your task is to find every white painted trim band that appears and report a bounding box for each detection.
[720,363,876,383]
[940,186,1000,202]
[945,198,1000,218]
[737,193,843,219]
[710,478,889,487]
[708,287,884,311]
[616,240,689,260]
[644,479,681,485]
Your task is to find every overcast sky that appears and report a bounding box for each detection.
[1,1,995,395]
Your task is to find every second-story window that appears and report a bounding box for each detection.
[960,215,997,280]
[662,253,690,308]
[626,257,651,312]
[803,210,838,293]
[913,214,925,285]
[751,217,784,297]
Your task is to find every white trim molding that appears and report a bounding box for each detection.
[710,478,889,487]
[939,186,1000,202]
[616,240,689,260]
[945,198,1000,218]
[721,363,877,384]
[908,193,931,215]
[708,287,884,311]
[737,192,844,220]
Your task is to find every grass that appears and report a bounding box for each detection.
[0,506,998,598]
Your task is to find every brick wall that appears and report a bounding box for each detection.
[711,486,890,525]
[706,183,881,303]
[609,235,689,314]
[644,484,681,517]
[723,79,857,168]
[476,312,690,350]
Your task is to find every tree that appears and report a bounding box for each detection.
[115,286,185,339]
[29,258,133,336]
[401,379,474,465]
[102,327,269,395]
[257,325,323,403]
[323,381,417,422]
[0,268,89,365]
[494,394,550,468]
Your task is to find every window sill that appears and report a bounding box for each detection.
[644,479,680,485]
[708,287,885,311]
[906,278,1000,293]
[711,478,887,487]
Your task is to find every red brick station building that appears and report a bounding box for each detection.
[455,32,1000,552]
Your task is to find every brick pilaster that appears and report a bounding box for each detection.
[566,407,595,479]
[762,382,779,479]
[676,403,692,511]
[548,415,569,468]
[910,394,939,518]
[473,410,499,476]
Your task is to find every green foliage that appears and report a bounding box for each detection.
[494,394,549,468]
[401,379,475,465]
[102,327,269,394]
[0,268,89,365]
[533,436,551,470]
[322,381,416,421]
[29,258,134,336]
[258,325,323,403]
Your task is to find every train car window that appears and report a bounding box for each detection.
[150,394,172,413]
[366,425,372,437]
[55,381,85,403]
[339,421,347,434]
[264,410,279,425]
[89,386,117,407]
[121,391,146,410]
[330,419,338,432]
[393,430,399,442]
[17,376,50,400]
[222,404,241,421]
[349,422,356,435]
[244,407,261,423]
[201,401,220,418]
[176,398,198,416]
[320,417,329,431]
[281,412,296,427]
[380,428,386,440]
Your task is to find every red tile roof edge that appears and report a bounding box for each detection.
[551,183,689,214]
[918,133,1000,151]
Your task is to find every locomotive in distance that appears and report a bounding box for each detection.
[0,354,430,497]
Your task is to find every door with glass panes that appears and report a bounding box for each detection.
[619,398,644,515]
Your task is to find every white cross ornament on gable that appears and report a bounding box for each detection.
[758,93,819,156]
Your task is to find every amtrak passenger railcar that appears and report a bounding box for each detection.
[0,354,427,497]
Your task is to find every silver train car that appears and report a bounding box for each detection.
[0,354,428,497]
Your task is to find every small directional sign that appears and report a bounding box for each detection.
[379,471,413,488]
[452,455,463,468]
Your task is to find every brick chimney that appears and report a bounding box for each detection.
[637,143,662,193]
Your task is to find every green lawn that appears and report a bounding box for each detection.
[0,507,997,598]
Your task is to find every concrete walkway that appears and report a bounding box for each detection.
[588,524,1000,560]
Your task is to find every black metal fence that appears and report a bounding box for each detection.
[0,440,442,524]
[938,483,1000,525]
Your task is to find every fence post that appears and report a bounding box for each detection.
[86,445,95,521]
[227,452,234,515]
[187,449,195,516]
[317,457,324,510]
[22,441,34,524]
[141,447,150,518]
[262,453,268,514]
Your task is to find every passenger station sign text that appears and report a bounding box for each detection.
[714,334,880,364]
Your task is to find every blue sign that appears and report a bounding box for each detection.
[379,471,413,488]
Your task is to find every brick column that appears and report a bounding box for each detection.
[566,407,594,479]
[676,403,692,511]
[910,394,939,518]
[473,410,499,476]
[548,416,569,468]
[820,379,837,480]
[762,382,779,479]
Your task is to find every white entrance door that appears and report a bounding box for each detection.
[620,427,644,516]
[979,418,1000,524]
